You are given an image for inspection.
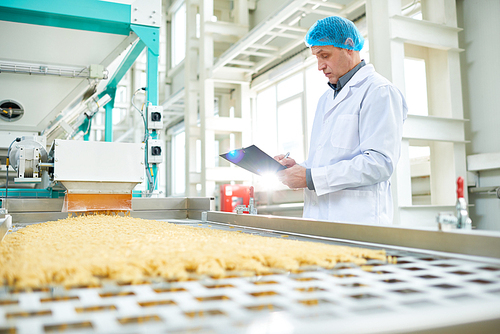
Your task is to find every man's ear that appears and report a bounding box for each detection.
[345,49,354,56]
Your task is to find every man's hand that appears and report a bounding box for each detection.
[274,154,297,168]
[277,165,307,189]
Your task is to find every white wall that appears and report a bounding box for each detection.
[457,0,500,230]
[249,0,321,31]
[249,0,289,29]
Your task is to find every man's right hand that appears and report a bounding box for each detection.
[274,154,297,168]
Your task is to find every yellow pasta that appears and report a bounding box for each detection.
[0,215,387,288]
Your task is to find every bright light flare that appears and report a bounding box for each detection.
[227,149,244,163]
[259,172,283,191]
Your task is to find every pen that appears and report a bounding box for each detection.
[284,152,290,159]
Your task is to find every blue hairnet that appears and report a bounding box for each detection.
[304,16,364,51]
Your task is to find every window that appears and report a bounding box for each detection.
[139,71,147,89]
[277,97,304,162]
[112,108,126,125]
[254,65,327,163]
[95,110,103,126]
[360,39,370,64]
[172,3,186,67]
[116,86,127,104]
[409,145,431,205]
[276,69,304,160]
[255,86,277,154]
[404,58,428,116]
[306,64,328,141]
[277,72,303,101]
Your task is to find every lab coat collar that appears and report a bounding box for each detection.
[323,64,375,120]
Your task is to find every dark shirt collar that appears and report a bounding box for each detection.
[328,60,366,97]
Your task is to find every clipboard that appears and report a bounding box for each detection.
[219,145,287,176]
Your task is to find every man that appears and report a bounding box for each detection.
[275,16,407,225]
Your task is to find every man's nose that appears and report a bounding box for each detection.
[318,60,326,71]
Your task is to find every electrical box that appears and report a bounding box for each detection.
[147,140,163,164]
[89,64,105,79]
[147,105,163,130]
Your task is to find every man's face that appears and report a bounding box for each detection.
[311,45,351,85]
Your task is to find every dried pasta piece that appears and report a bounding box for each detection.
[0,215,388,288]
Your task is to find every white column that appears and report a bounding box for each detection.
[429,141,456,205]
[366,0,407,223]
[233,0,249,26]
[366,0,403,84]
[421,0,457,26]
[423,0,467,204]
[184,0,199,196]
[236,83,251,147]
[200,0,215,197]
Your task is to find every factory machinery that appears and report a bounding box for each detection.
[0,0,164,209]
[1,199,500,334]
[1,1,500,333]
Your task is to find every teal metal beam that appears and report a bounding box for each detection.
[107,40,146,89]
[148,51,159,191]
[103,89,116,142]
[0,0,131,35]
[131,24,160,56]
[0,0,163,193]
[0,188,65,199]
[99,38,148,142]
[146,49,159,107]
[144,34,160,191]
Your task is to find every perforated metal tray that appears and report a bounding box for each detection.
[1,219,500,334]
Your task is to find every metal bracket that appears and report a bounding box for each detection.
[437,198,472,230]
[235,197,257,215]
[437,177,472,230]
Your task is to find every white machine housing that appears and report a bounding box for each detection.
[52,139,144,194]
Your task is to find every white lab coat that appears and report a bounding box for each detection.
[301,64,407,225]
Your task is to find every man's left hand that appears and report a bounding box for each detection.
[277,165,307,189]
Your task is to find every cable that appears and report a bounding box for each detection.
[145,100,158,194]
[80,94,100,138]
[131,88,148,141]
[132,90,160,195]
[132,88,148,142]
[83,118,92,136]
[131,87,156,195]
[92,95,100,109]
[149,166,157,192]
[4,137,21,203]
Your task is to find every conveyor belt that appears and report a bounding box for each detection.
[1,218,500,334]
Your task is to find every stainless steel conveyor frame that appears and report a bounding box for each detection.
[1,197,500,334]
[3,197,500,259]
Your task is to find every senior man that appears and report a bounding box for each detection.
[275,16,407,225]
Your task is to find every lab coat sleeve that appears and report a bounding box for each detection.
[312,84,406,196]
